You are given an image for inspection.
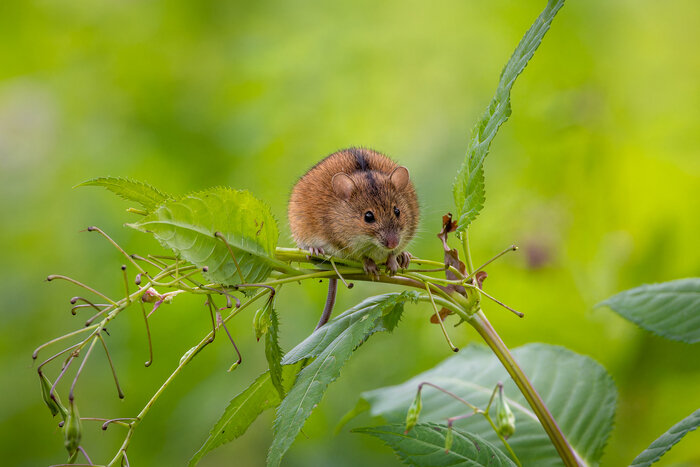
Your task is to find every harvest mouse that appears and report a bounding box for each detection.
[288,147,419,329]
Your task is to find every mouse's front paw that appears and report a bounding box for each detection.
[363,258,379,280]
[385,254,399,275]
[397,251,411,269]
[306,246,325,260]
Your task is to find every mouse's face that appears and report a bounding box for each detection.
[331,167,419,260]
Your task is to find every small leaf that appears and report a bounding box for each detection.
[353,344,616,467]
[267,292,416,467]
[452,0,565,232]
[265,301,285,399]
[77,177,173,211]
[189,363,302,467]
[629,409,700,467]
[128,187,279,285]
[354,423,516,466]
[597,278,700,343]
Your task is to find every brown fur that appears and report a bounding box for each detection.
[289,148,419,264]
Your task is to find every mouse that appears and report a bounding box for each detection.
[288,147,419,329]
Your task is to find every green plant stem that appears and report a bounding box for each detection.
[46,246,571,466]
[462,231,475,274]
[483,413,522,467]
[106,289,270,467]
[468,309,582,467]
[403,271,464,285]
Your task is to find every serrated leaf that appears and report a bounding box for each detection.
[452,0,565,232]
[354,423,516,467]
[282,291,419,365]
[77,177,173,211]
[267,292,416,467]
[189,363,303,467]
[265,302,285,399]
[353,344,616,467]
[128,187,279,285]
[597,278,700,344]
[630,409,700,467]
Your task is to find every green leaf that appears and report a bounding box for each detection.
[282,291,419,365]
[76,176,173,211]
[354,423,516,467]
[353,344,616,467]
[452,0,565,232]
[267,292,417,467]
[629,409,700,467]
[597,278,700,344]
[127,187,279,285]
[265,301,285,399]
[189,363,302,467]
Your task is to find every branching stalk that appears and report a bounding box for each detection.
[468,310,582,467]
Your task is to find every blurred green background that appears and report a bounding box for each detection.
[1,0,698,465]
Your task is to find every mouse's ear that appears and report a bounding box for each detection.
[389,166,410,190]
[332,173,356,200]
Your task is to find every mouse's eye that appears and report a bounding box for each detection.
[364,211,375,223]
[394,206,400,217]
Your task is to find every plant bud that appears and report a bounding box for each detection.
[64,400,82,455]
[253,299,273,341]
[179,345,198,366]
[39,372,66,419]
[495,386,515,439]
[464,287,481,315]
[444,425,454,453]
[141,287,161,303]
[404,389,422,433]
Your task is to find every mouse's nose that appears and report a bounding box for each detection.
[384,233,399,249]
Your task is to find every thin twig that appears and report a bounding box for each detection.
[464,284,524,317]
[70,296,109,316]
[98,334,125,399]
[466,245,518,280]
[102,418,137,431]
[46,275,117,306]
[214,231,246,284]
[330,258,353,288]
[121,265,131,304]
[217,311,242,371]
[69,337,98,401]
[33,327,94,360]
[418,381,479,412]
[423,283,458,352]
[139,301,153,367]
[85,226,146,275]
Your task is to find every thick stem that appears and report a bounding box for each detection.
[468,310,582,467]
[461,231,475,274]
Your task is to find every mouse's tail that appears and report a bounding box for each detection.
[314,278,337,330]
